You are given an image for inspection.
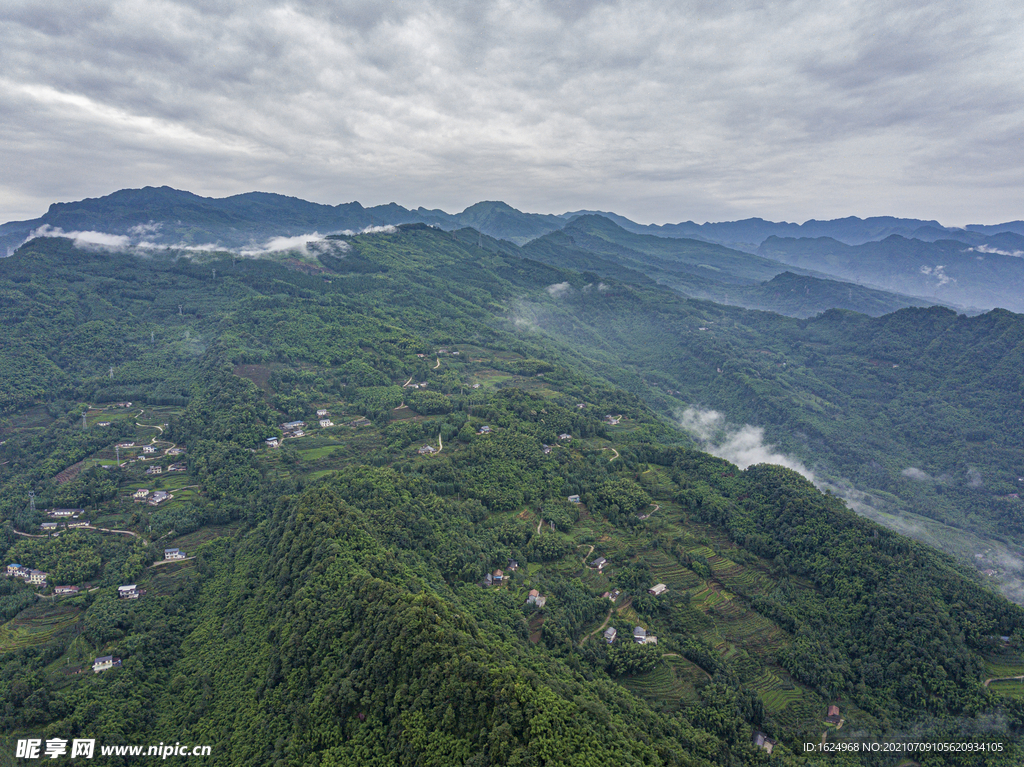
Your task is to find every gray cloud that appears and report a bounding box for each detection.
[1,0,1023,225]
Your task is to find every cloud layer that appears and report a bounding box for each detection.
[677,407,814,480]
[2,1,1023,225]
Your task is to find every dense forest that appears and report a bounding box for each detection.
[1,228,1024,765]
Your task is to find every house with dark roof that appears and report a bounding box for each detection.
[633,626,647,643]
[752,731,776,753]
[825,705,841,724]
[604,627,617,644]
[591,556,607,570]
[93,656,121,673]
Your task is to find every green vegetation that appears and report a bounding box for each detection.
[1,227,1023,765]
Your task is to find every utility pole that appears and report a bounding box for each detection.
[82,412,87,430]
[178,304,183,316]
[115,446,120,465]
[28,491,36,513]
[109,367,114,379]
[151,331,155,344]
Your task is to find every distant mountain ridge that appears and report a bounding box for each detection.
[4,185,1023,257]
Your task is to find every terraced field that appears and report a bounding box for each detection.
[643,551,702,590]
[0,604,81,652]
[620,659,690,711]
[983,651,1024,679]
[148,561,196,596]
[989,679,1024,699]
[167,522,244,549]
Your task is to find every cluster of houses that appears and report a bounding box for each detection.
[483,560,519,588]
[6,563,48,586]
[603,625,657,645]
[417,444,437,455]
[317,409,334,428]
[281,421,306,438]
[41,519,91,532]
[133,489,170,505]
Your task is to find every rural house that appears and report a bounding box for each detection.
[648,583,668,596]
[164,548,186,560]
[28,569,48,585]
[54,585,79,595]
[118,585,140,599]
[93,656,121,673]
[591,557,608,570]
[604,627,617,644]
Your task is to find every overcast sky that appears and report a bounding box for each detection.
[2,0,1022,226]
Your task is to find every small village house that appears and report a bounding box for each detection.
[117,585,140,599]
[558,433,572,440]
[28,569,48,585]
[41,522,59,531]
[633,626,647,643]
[317,409,329,417]
[93,656,121,673]
[142,445,156,454]
[567,494,581,503]
[825,705,841,724]
[134,489,150,500]
[648,583,668,596]
[164,548,186,560]
[604,627,617,644]
[54,585,79,595]
[47,508,81,518]
[591,557,607,570]
[319,419,333,428]
[752,732,776,754]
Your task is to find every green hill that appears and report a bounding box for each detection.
[1,229,1023,765]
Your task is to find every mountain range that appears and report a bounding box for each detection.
[5,186,1024,316]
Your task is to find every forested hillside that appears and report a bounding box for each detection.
[2,228,1024,765]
